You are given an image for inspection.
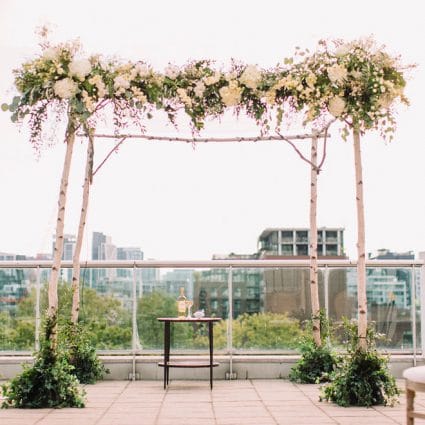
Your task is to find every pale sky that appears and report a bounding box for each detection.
[0,0,424,260]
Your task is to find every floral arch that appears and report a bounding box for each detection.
[3,35,409,349]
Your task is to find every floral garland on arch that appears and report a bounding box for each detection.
[2,36,410,149]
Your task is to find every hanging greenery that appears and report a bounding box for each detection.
[2,36,409,150]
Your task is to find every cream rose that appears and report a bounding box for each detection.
[335,44,351,57]
[69,59,92,81]
[42,47,61,61]
[194,81,205,98]
[328,96,346,117]
[164,65,180,79]
[327,64,348,84]
[219,80,242,106]
[239,65,262,90]
[54,78,78,99]
[114,75,131,91]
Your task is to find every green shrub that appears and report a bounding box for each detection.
[1,316,85,409]
[61,321,109,384]
[289,311,338,383]
[320,319,399,407]
[289,340,337,383]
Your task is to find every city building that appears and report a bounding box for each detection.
[91,231,117,289]
[256,227,348,320]
[0,252,29,311]
[52,234,76,282]
[258,227,345,258]
[162,269,195,299]
[194,268,263,319]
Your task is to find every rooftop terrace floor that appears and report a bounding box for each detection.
[0,379,418,425]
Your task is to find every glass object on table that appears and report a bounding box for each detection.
[186,300,193,318]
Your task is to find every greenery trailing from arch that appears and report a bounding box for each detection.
[2,35,409,150]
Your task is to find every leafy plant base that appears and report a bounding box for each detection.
[289,342,337,384]
[321,349,399,407]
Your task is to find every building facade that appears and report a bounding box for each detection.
[258,227,345,258]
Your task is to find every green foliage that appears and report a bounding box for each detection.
[289,340,337,383]
[137,291,194,349]
[60,321,109,384]
[4,36,410,150]
[194,312,304,350]
[321,319,400,407]
[0,282,132,351]
[289,310,338,383]
[1,316,85,409]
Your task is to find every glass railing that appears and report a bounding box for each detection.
[0,259,423,356]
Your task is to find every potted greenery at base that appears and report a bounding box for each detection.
[321,319,399,407]
[289,311,338,384]
[1,316,85,409]
[61,321,109,384]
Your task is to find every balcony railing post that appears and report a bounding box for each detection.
[35,266,41,351]
[324,265,329,320]
[421,263,425,358]
[411,266,417,365]
[131,263,138,380]
[227,266,233,377]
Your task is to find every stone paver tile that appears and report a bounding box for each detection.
[318,406,391,417]
[333,418,400,425]
[36,419,98,425]
[275,419,335,425]
[157,420,216,425]
[213,400,264,407]
[216,418,276,425]
[0,421,45,425]
[96,419,156,425]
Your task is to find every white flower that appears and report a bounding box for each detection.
[82,90,95,112]
[42,47,61,61]
[239,65,262,90]
[194,81,205,98]
[54,78,78,99]
[225,71,238,82]
[132,86,147,104]
[164,64,180,79]
[335,44,351,57]
[177,88,192,107]
[204,72,221,86]
[327,64,348,84]
[219,80,242,107]
[114,74,131,92]
[328,96,346,117]
[265,89,276,105]
[306,73,317,89]
[350,70,362,80]
[69,59,92,81]
[89,75,107,98]
[135,63,150,78]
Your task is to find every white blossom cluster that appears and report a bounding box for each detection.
[8,36,409,142]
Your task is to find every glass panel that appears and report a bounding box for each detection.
[0,267,38,351]
[229,267,324,351]
[78,267,132,350]
[328,267,415,352]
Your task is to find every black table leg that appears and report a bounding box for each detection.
[164,321,170,389]
[209,321,213,390]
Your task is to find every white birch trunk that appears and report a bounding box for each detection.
[48,118,76,347]
[353,129,367,350]
[71,129,94,324]
[309,135,321,346]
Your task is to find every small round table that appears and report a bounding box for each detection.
[157,317,221,389]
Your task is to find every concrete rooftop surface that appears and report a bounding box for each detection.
[0,379,419,425]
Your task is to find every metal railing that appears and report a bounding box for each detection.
[1,259,424,359]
